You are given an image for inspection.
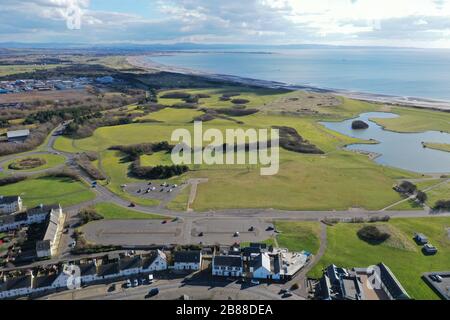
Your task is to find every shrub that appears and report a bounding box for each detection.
[0,175,27,186]
[160,92,191,99]
[351,120,369,130]
[396,181,417,194]
[434,200,450,211]
[231,98,250,105]
[416,190,428,203]
[8,158,46,170]
[216,108,259,117]
[357,225,390,244]
[130,161,189,180]
[274,126,324,154]
[78,208,104,225]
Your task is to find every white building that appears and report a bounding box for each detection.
[212,255,243,277]
[0,195,23,214]
[0,204,61,233]
[173,251,202,271]
[248,253,273,280]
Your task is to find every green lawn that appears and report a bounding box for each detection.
[423,143,450,153]
[309,217,450,300]
[166,185,191,211]
[371,106,450,133]
[273,221,321,254]
[46,87,450,212]
[425,181,450,208]
[0,176,95,208]
[0,64,61,76]
[137,108,204,123]
[93,202,166,220]
[2,154,65,172]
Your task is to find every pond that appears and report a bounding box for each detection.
[320,112,450,173]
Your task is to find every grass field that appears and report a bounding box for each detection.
[424,142,450,153]
[166,185,191,211]
[93,202,166,220]
[2,154,65,172]
[137,108,204,123]
[273,221,321,254]
[0,176,95,208]
[309,217,450,300]
[425,180,450,208]
[0,64,61,76]
[51,86,450,211]
[371,106,450,133]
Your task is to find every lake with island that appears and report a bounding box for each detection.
[320,112,450,174]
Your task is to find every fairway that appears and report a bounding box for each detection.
[371,106,450,133]
[0,176,95,208]
[50,87,449,211]
[309,217,450,300]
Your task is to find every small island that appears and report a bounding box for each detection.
[352,120,369,130]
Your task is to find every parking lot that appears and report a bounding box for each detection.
[82,219,185,246]
[123,182,186,204]
[191,218,276,245]
[81,218,275,246]
[423,272,450,300]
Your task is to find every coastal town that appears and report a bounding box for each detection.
[1,1,450,308]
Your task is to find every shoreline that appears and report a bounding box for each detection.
[128,55,450,112]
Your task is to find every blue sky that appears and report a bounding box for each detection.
[1,0,450,48]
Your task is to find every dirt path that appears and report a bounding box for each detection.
[381,178,449,211]
[187,178,208,212]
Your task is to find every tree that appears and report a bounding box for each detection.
[416,191,428,203]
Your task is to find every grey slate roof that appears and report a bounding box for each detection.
[6,130,30,139]
[174,251,201,264]
[97,262,120,277]
[27,204,59,216]
[119,256,142,271]
[0,195,20,205]
[36,240,51,252]
[79,262,97,276]
[377,263,410,300]
[213,255,242,268]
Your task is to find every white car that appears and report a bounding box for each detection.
[251,280,260,285]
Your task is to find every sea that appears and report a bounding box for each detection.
[147,48,450,101]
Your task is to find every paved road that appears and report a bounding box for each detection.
[43,277,303,301]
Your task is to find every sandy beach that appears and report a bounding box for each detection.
[128,55,450,112]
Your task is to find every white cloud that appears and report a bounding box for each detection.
[0,0,450,47]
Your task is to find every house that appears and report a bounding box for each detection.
[97,262,120,279]
[27,204,59,224]
[0,204,61,233]
[423,244,438,255]
[77,262,98,284]
[6,129,30,143]
[0,195,23,214]
[141,250,167,272]
[414,233,428,245]
[173,251,202,271]
[36,240,51,258]
[42,206,65,257]
[212,255,243,277]
[119,256,142,276]
[248,253,272,279]
[0,275,32,299]
[317,263,410,300]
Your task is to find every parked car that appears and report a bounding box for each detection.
[435,275,443,282]
[146,288,159,298]
[125,279,132,288]
[108,284,116,292]
[133,279,139,287]
[129,203,136,208]
[148,274,154,283]
[251,280,260,285]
